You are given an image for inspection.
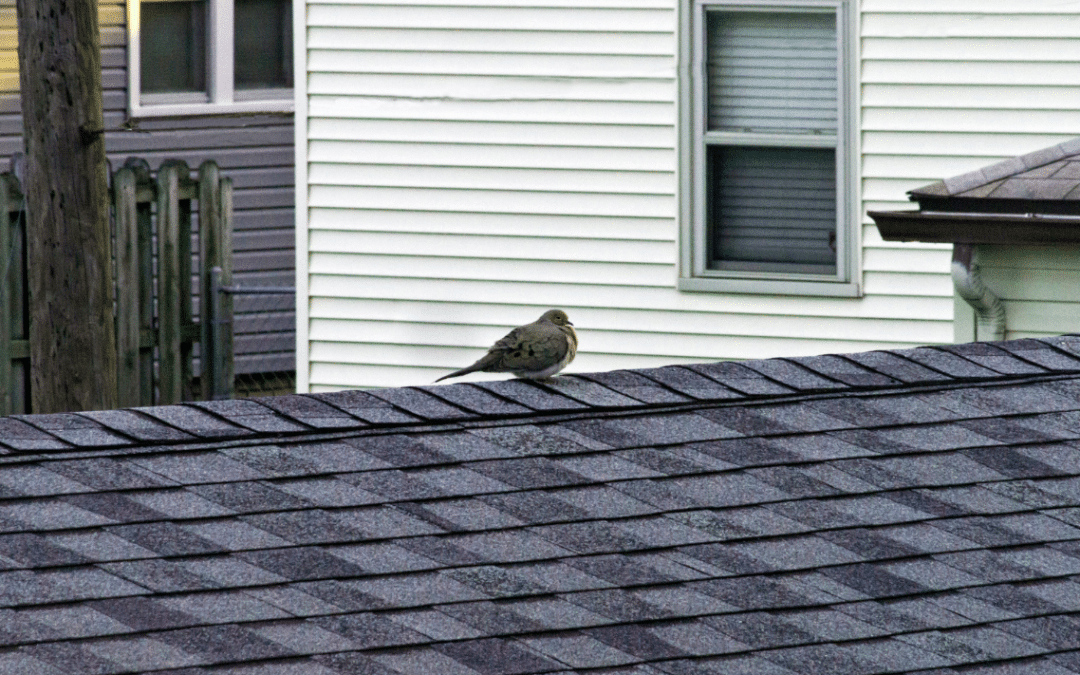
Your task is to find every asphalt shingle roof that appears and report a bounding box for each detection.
[2,337,1080,673]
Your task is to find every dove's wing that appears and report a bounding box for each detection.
[488,323,570,374]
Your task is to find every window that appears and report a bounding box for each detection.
[129,0,294,116]
[679,0,858,297]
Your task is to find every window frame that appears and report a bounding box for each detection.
[678,0,860,297]
[127,0,295,118]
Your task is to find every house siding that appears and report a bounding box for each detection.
[298,0,1075,391]
[0,0,296,377]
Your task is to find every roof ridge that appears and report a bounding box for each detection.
[2,337,1080,456]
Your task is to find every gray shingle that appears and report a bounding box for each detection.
[420,383,533,415]
[252,395,364,429]
[685,361,796,396]
[575,370,694,404]
[936,342,1048,375]
[540,376,647,407]
[188,399,308,433]
[740,359,847,392]
[472,379,588,411]
[630,367,745,400]
[308,389,421,425]
[15,413,133,448]
[435,637,562,675]
[367,387,469,420]
[134,405,253,438]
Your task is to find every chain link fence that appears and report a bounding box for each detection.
[214,277,296,398]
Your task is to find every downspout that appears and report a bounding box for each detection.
[951,243,1005,341]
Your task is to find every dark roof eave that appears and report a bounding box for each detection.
[869,209,1080,244]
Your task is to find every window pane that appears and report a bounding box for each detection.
[235,0,293,89]
[141,0,207,94]
[707,11,837,134]
[707,145,837,275]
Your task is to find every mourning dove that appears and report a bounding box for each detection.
[436,309,578,382]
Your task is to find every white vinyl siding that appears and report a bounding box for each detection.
[297,0,1076,391]
[861,0,1080,349]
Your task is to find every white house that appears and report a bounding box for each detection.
[293,0,1080,391]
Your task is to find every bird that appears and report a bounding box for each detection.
[435,309,578,383]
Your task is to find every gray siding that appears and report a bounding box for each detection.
[0,0,295,378]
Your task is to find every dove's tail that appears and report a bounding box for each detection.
[434,353,499,383]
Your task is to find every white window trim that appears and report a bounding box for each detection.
[677,0,860,298]
[127,0,295,118]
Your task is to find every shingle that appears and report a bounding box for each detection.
[130,452,266,484]
[522,632,638,668]
[695,576,810,610]
[436,637,562,675]
[740,359,847,392]
[508,597,612,631]
[366,387,470,420]
[100,559,215,593]
[997,615,1080,651]
[78,409,197,442]
[413,465,517,497]
[325,543,435,577]
[936,342,1047,375]
[703,611,815,649]
[19,642,127,675]
[437,600,546,636]
[181,519,292,550]
[565,588,673,622]
[420,383,533,415]
[237,547,367,581]
[277,441,392,473]
[842,637,955,672]
[531,520,648,555]
[107,522,226,557]
[46,457,171,490]
[444,564,550,598]
[685,361,796,396]
[473,379,588,412]
[88,596,196,631]
[452,530,573,564]
[315,651,403,675]
[345,434,452,468]
[0,418,70,451]
[251,621,359,655]
[841,350,951,385]
[995,338,1080,371]
[312,613,428,649]
[133,405,253,438]
[266,477,381,508]
[157,624,294,662]
[576,370,694,404]
[630,367,745,400]
[190,399,309,433]
[540,376,647,407]
[241,508,380,544]
[14,413,133,448]
[887,348,1001,378]
[470,456,586,489]
[821,562,928,598]
[307,389,421,425]
[62,491,167,522]
[646,620,748,656]
[466,426,593,458]
[0,464,93,497]
[252,395,364,429]
[760,643,874,675]
[0,532,90,567]
[793,354,903,387]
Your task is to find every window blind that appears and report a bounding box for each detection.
[707,11,837,134]
[708,146,837,274]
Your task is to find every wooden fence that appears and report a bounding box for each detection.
[0,158,234,414]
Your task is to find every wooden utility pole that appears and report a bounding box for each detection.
[16,0,118,412]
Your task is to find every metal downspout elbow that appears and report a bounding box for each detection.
[951,243,1005,341]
